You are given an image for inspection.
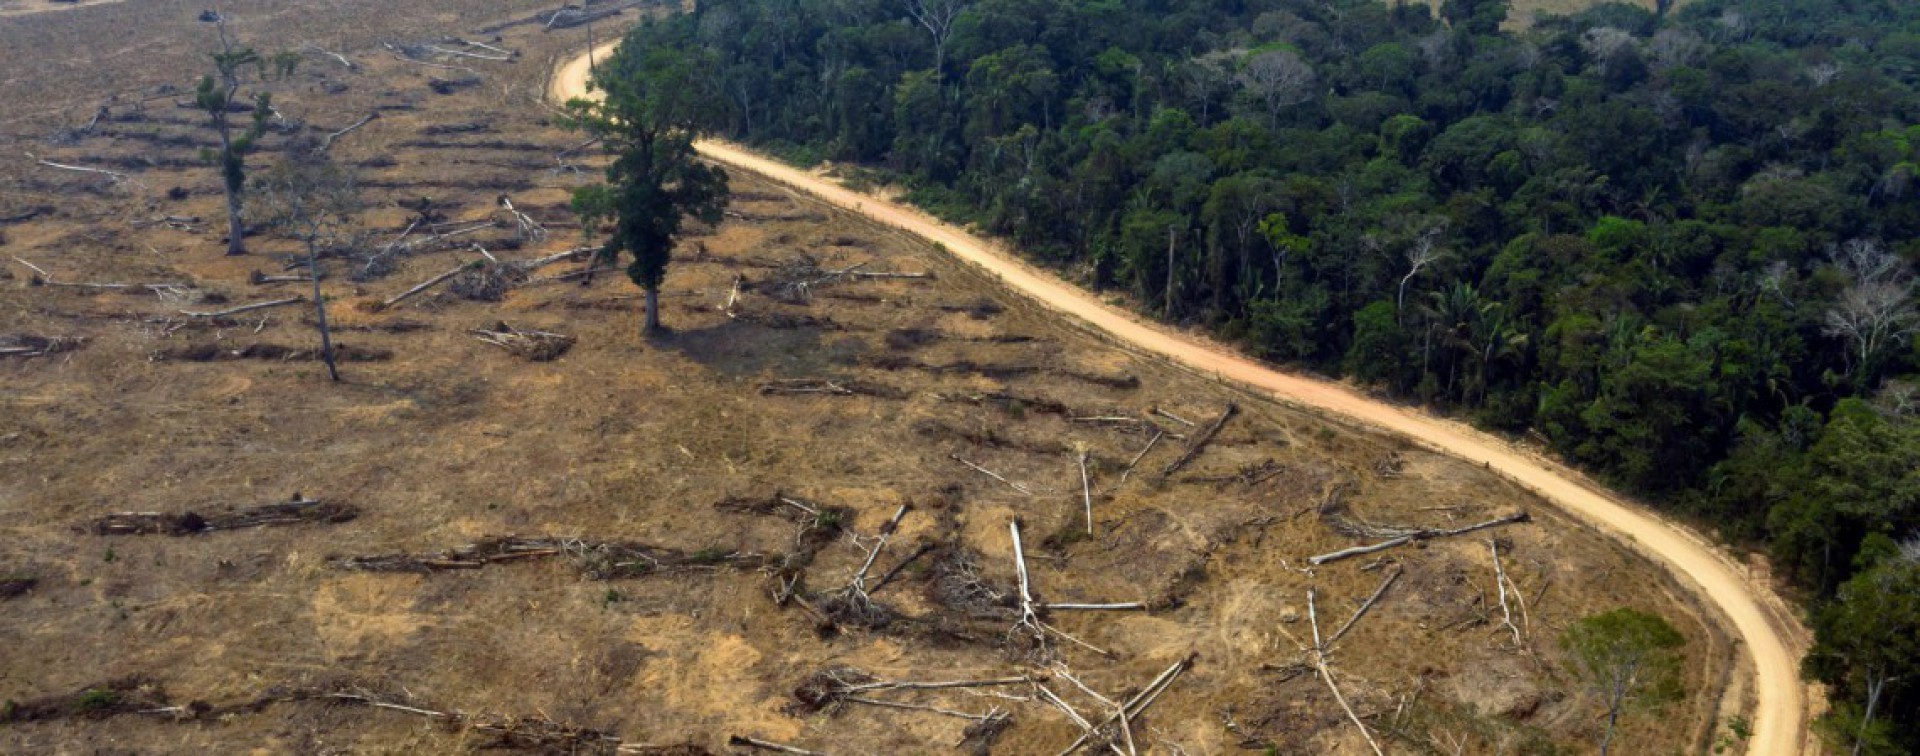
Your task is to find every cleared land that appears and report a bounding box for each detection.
[3,2,1747,754]
[559,29,1808,754]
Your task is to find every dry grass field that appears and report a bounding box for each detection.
[1,1,1746,754]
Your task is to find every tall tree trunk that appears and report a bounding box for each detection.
[1854,670,1887,756]
[643,285,661,335]
[1601,704,1620,756]
[219,122,246,256]
[307,242,339,382]
[1165,225,1176,319]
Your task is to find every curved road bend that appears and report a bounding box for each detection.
[553,43,1811,755]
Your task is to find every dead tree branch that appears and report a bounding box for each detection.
[1011,518,1041,636]
[425,44,511,61]
[383,43,478,74]
[867,542,935,596]
[1308,589,1384,756]
[1077,447,1094,535]
[29,153,144,187]
[499,195,546,241]
[1114,430,1163,489]
[319,112,377,151]
[515,247,594,272]
[470,322,575,361]
[1326,567,1401,651]
[182,297,303,318]
[1152,407,1195,426]
[382,261,478,309]
[1490,538,1523,647]
[1058,654,1195,754]
[727,735,825,755]
[952,454,1037,496]
[302,44,356,69]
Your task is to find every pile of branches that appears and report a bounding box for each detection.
[712,492,849,565]
[564,539,768,580]
[937,390,1071,417]
[1,577,35,600]
[751,252,928,304]
[470,322,574,361]
[83,497,358,536]
[883,327,942,351]
[913,419,1070,456]
[1320,491,1427,541]
[335,536,768,579]
[732,310,845,331]
[921,547,1017,622]
[787,666,1019,729]
[1181,458,1288,489]
[783,667,1021,748]
[758,378,904,399]
[0,677,175,723]
[352,218,499,282]
[0,334,86,358]
[864,354,1040,380]
[0,679,706,755]
[1309,500,1532,566]
[150,343,393,363]
[1058,369,1142,390]
[449,261,529,301]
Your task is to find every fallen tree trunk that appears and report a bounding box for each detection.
[1058,654,1194,754]
[727,735,824,756]
[381,261,477,309]
[1160,403,1238,477]
[1326,567,1401,650]
[1309,588,1385,756]
[1307,512,1530,566]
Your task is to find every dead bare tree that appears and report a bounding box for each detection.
[1235,49,1317,128]
[903,0,968,74]
[1396,222,1446,322]
[1822,239,1917,382]
[250,146,360,382]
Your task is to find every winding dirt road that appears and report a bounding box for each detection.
[553,43,1812,755]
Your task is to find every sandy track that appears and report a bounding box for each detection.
[553,43,1811,755]
[0,0,131,18]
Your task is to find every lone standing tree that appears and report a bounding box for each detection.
[251,145,359,382]
[563,38,728,336]
[196,14,275,256]
[1560,607,1687,755]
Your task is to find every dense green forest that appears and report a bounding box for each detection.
[604,0,1920,748]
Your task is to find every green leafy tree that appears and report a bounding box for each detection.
[1768,399,1920,591]
[196,16,274,256]
[1345,300,1407,386]
[1561,608,1688,756]
[1439,0,1510,36]
[1804,550,1920,755]
[564,40,730,335]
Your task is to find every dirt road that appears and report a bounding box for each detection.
[554,43,1812,755]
